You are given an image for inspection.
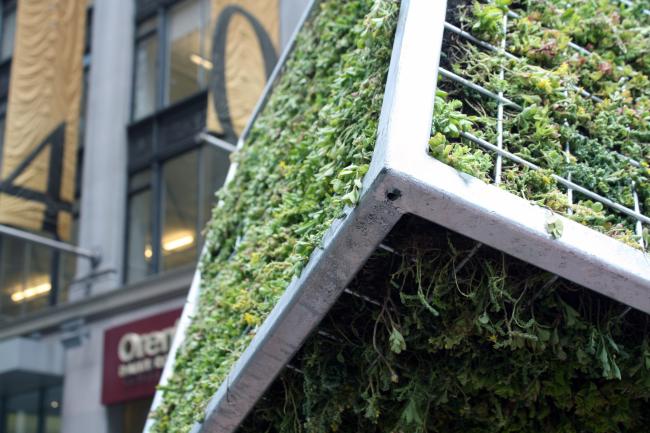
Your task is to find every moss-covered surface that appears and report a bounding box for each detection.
[240,216,650,433]
[150,1,400,431]
[430,0,650,247]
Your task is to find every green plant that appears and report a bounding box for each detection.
[429,0,649,248]
[239,220,650,433]
[149,1,399,432]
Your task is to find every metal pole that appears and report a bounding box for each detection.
[633,182,645,250]
[0,224,100,265]
[494,12,507,185]
[196,132,237,153]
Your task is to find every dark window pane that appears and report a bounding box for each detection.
[166,0,203,105]
[200,145,230,228]
[0,115,5,171]
[1,7,16,61]
[57,217,79,305]
[44,386,63,433]
[133,31,158,120]
[23,243,53,315]
[78,65,90,148]
[161,151,198,270]
[121,397,152,433]
[0,236,26,319]
[0,238,53,318]
[5,391,39,433]
[127,188,153,282]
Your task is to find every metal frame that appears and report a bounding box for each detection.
[0,224,99,265]
[145,0,650,432]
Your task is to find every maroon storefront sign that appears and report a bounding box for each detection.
[102,308,182,405]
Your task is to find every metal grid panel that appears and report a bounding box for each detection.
[438,4,649,242]
[145,1,650,432]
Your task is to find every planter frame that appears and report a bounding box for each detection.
[144,1,650,432]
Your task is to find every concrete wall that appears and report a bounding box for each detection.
[61,0,135,432]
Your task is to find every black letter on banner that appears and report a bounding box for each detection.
[210,5,278,142]
[0,123,70,234]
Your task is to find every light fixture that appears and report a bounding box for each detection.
[162,234,195,253]
[190,53,213,70]
[11,282,52,303]
[50,400,59,409]
[144,245,153,260]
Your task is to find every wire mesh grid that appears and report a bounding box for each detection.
[432,0,650,252]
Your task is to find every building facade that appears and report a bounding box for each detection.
[0,1,310,432]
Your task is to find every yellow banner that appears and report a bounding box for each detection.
[206,0,279,141]
[0,0,86,241]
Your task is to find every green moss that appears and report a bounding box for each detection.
[150,1,400,431]
[430,0,650,247]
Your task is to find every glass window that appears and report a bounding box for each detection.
[0,235,26,319]
[2,386,62,433]
[125,143,233,283]
[0,238,58,318]
[133,19,158,120]
[5,391,39,433]
[121,397,152,433]
[166,0,203,105]
[131,0,210,119]
[44,386,62,433]
[23,243,53,315]
[0,5,15,61]
[78,62,90,147]
[57,217,79,305]
[126,172,153,282]
[161,151,198,271]
[0,113,5,179]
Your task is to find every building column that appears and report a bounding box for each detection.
[62,1,134,432]
[72,0,134,300]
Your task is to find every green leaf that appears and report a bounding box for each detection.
[545,214,564,239]
[389,327,406,354]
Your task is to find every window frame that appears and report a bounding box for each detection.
[125,144,212,281]
[0,0,17,64]
[130,0,210,122]
[125,169,155,282]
